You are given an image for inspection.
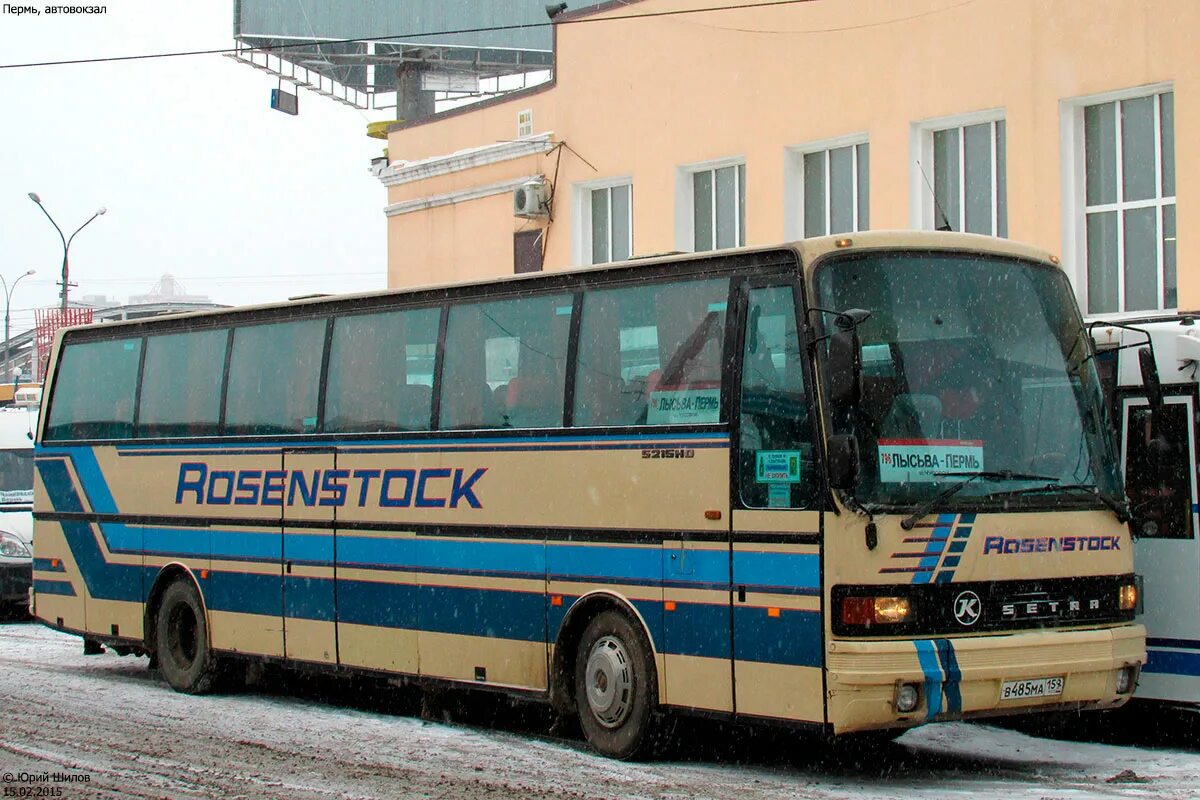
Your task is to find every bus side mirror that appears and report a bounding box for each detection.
[1138,346,1163,414]
[827,434,860,490]
[827,328,862,407]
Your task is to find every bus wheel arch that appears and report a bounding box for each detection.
[552,592,660,758]
[145,565,221,694]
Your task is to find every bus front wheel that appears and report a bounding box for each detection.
[155,579,218,694]
[574,610,657,759]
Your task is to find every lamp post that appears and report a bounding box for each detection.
[27,193,107,312]
[1,269,36,382]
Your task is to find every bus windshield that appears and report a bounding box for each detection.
[814,251,1122,511]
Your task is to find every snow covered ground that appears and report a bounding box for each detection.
[1,621,1197,800]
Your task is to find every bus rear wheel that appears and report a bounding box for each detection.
[155,579,218,694]
[574,610,657,759]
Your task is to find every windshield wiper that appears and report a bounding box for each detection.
[899,471,1058,531]
[989,483,1130,522]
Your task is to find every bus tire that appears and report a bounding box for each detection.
[155,579,218,694]
[574,610,657,759]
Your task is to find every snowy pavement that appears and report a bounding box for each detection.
[1,622,1197,800]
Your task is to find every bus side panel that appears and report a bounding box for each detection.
[33,448,144,639]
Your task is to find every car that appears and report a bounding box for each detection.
[0,397,37,617]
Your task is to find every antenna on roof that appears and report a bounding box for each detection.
[916,159,953,232]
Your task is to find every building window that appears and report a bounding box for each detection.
[926,119,1006,236]
[800,142,869,237]
[576,181,632,265]
[681,161,745,252]
[517,108,533,138]
[1083,90,1176,313]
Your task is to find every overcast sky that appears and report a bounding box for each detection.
[0,2,386,336]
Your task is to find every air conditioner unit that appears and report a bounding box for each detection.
[513,179,549,218]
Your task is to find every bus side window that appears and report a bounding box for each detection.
[44,337,142,441]
[325,306,440,433]
[223,318,327,436]
[440,294,571,430]
[138,328,227,438]
[572,277,728,427]
[738,286,816,509]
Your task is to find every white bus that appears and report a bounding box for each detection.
[1092,315,1200,707]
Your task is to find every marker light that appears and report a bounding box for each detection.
[1119,583,1138,612]
[835,237,854,248]
[895,682,921,713]
[1116,666,1137,694]
[841,596,911,627]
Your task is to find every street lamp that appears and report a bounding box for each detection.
[27,192,107,312]
[1,269,36,383]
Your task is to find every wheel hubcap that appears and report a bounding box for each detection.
[585,635,633,728]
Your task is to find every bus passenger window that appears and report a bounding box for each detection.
[440,294,571,430]
[224,318,327,436]
[738,286,816,509]
[44,337,142,441]
[325,306,440,433]
[573,278,728,427]
[138,328,227,437]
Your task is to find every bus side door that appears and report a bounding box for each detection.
[1122,394,1200,699]
[281,449,338,665]
[729,280,826,724]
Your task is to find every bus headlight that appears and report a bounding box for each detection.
[1118,583,1138,612]
[841,596,912,627]
[0,530,31,558]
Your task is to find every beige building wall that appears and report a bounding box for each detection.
[383,0,1194,314]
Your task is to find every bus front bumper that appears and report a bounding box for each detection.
[825,624,1146,734]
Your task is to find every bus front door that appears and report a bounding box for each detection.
[281,449,339,665]
[1121,394,1200,702]
[729,281,825,724]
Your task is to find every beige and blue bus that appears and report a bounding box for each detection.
[33,231,1143,758]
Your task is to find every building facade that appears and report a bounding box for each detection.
[379,0,1194,317]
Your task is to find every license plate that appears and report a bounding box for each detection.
[1001,676,1065,701]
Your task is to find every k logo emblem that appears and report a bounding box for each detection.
[953,590,982,626]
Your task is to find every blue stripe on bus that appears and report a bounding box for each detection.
[32,557,66,573]
[733,551,819,592]
[32,578,76,596]
[914,640,944,718]
[1146,637,1200,651]
[1145,648,1200,677]
[935,638,962,714]
[733,606,822,666]
[78,431,731,457]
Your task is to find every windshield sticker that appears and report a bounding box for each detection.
[0,489,33,504]
[878,439,984,483]
[767,483,791,508]
[647,388,720,425]
[756,450,802,483]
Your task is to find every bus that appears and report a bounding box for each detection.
[0,396,37,615]
[1092,315,1200,708]
[32,231,1144,758]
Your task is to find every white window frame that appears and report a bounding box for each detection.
[675,156,746,252]
[784,133,869,240]
[909,108,1006,235]
[571,177,633,267]
[1060,82,1175,317]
